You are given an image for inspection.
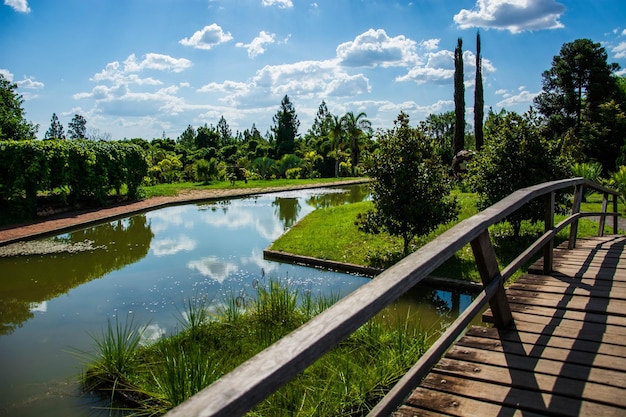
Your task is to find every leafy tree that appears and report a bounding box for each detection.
[466,108,568,237]
[358,112,459,255]
[308,100,332,139]
[534,38,622,134]
[342,111,372,176]
[44,113,65,140]
[195,124,221,149]
[217,115,232,145]
[177,124,196,149]
[582,99,626,173]
[0,73,38,140]
[421,111,455,162]
[68,114,87,139]
[328,114,346,177]
[474,31,484,151]
[454,37,465,155]
[272,95,300,158]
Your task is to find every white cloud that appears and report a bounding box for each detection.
[420,39,440,51]
[336,28,420,68]
[0,68,13,81]
[16,76,44,90]
[496,87,538,108]
[4,0,30,13]
[262,0,293,8]
[613,41,626,59]
[454,0,566,33]
[123,53,192,73]
[200,59,371,108]
[236,31,276,58]
[179,24,233,50]
[397,48,495,86]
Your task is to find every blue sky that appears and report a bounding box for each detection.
[1,0,625,141]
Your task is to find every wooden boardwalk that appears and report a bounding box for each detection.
[393,235,626,417]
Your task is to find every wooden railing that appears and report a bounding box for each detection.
[164,178,619,417]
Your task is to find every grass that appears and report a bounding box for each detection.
[270,190,620,283]
[141,177,364,198]
[83,279,432,416]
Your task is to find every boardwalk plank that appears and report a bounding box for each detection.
[464,325,626,358]
[419,372,626,417]
[394,235,626,416]
[433,357,626,407]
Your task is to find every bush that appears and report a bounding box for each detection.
[0,139,148,214]
[358,112,459,254]
[466,109,568,236]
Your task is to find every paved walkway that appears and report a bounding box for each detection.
[0,180,366,246]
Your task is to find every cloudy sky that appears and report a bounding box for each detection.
[1,0,625,141]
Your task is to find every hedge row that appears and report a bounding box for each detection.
[0,139,148,212]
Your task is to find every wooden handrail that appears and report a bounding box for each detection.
[164,177,619,417]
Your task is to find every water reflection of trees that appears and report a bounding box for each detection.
[305,184,370,209]
[0,215,153,335]
[272,197,301,229]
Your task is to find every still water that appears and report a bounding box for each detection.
[0,184,475,416]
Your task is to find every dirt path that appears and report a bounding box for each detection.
[0,180,367,246]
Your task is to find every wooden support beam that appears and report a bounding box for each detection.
[543,191,555,274]
[470,230,513,328]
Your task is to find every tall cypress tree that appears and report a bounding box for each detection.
[454,37,465,155]
[474,31,484,151]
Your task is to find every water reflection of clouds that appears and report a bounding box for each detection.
[141,323,166,345]
[146,206,195,233]
[151,235,197,256]
[29,301,47,313]
[200,206,284,241]
[187,256,238,283]
[241,248,279,276]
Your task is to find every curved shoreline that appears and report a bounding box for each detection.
[0,179,368,247]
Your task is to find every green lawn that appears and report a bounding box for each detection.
[270,190,620,283]
[141,177,364,198]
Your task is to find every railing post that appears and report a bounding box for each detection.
[470,231,513,328]
[568,183,584,249]
[613,193,619,234]
[598,192,609,237]
[543,191,555,274]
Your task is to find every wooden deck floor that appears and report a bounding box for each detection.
[393,235,626,417]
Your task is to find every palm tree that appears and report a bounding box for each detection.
[328,114,346,177]
[341,111,372,176]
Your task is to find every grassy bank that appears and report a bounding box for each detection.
[270,190,617,282]
[83,279,432,416]
[142,177,365,198]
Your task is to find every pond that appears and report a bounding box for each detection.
[0,184,476,416]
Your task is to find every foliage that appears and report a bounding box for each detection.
[82,315,145,391]
[609,166,626,209]
[272,95,300,158]
[454,37,465,155]
[44,112,65,140]
[581,99,626,173]
[342,111,372,176]
[420,111,456,163]
[68,114,87,139]
[0,139,147,214]
[194,158,219,183]
[474,31,484,151]
[466,108,568,237]
[534,38,623,135]
[571,161,602,201]
[358,112,459,254]
[0,73,38,141]
[84,279,432,416]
